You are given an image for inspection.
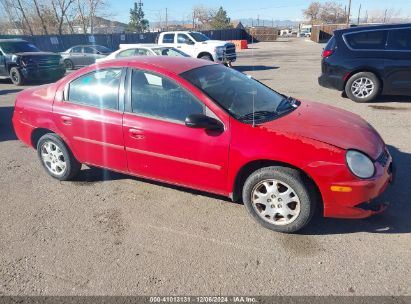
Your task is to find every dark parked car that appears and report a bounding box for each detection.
[0,39,65,86]
[60,45,112,70]
[319,23,411,102]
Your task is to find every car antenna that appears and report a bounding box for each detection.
[252,30,256,128]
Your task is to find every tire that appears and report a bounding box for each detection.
[9,67,25,86]
[200,54,213,61]
[242,166,316,233]
[224,62,233,68]
[345,72,380,103]
[64,59,74,70]
[37,133,81,181]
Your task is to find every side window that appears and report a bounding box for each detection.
[177,34,190,44]
[162,34,175,44]
[387,29,411,51]
[130,69,204,122]
[117,49,136,58]
[135,48,151,56]
[71,47,82,53]
[68,68,122,110]
[345,31,387,50]
[83,47,97,54]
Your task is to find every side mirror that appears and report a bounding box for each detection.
[185,114,223,131]
[186,40,195,45]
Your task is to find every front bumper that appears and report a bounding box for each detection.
[21,65,66,81]
[216,54,237,64]
[323,153,394,219]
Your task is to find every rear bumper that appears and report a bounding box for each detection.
[323,155,394,219]
[21,65,66,80]
[318,73,345,91]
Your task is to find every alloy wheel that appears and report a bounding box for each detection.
[351,77,375,99]
[251,179,301,226]
[40,141,67,176]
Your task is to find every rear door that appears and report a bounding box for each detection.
[69,47,84,67]
[384,28,411,94]
[83,47,99,66]
[0,48,6,76]
[53,68,127,171]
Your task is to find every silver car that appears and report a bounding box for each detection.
[60,45,112,70]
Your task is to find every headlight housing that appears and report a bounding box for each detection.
[346,150,375,179]
[215,46,225,54]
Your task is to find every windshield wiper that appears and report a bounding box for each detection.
[238,111,278,122]
[276,96,299,113]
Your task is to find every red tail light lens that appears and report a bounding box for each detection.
[322,49,334,58]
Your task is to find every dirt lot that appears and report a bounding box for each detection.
[0,38,410,296]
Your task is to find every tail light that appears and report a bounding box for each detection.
[322,49,334,58]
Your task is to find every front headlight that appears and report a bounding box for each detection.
[215,46,225,54]
[59,57,64,65]
[346,150,375,179]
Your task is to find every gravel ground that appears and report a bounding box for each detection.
[0,38,410,296]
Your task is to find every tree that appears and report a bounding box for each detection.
[210,6,232,29]
[128,1,149,33]
[303,2,321,24]
[192,5,215,30]
[320,1,346,24]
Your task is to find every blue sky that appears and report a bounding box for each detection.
[108,0,410,24]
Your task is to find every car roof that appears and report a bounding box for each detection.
[103,56,216,75]
[68,45,107,48]
[119,44,160,49]
[335,23,411,35]
[0,39,27,42]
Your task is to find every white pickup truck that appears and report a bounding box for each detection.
[157,31,237,66]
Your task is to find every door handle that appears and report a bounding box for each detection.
[61,116,72,125]
[129,128,145,140]
[177,46,182,48]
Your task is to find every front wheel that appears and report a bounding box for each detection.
[242,166,316,233]
[64,59,74,70]
[200,54,213,61]
[9,67,25,86]
[37,133,81,181]
[345,72,380,103]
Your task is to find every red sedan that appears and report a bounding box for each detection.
[12,57,394,233]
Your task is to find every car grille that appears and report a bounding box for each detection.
[26,58,61,68]
[376,149,390,167]
[225,44,236,55]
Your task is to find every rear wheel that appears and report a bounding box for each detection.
[37,133,81,181]
[345,72,380,103]
[9,67,24,86]
[242,166,316,233]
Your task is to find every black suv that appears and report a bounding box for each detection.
[0,39,66,86]
[319,23,411,102]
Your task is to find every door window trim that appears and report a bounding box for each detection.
[342,27,411,52]
[124,67,224,127]
[63,67,127,113]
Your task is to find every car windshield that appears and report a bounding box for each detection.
[180,65,299,123]
[93,45,112,53]
[152,47,190,57]
[189,32,210,42]
[0,41,40,53]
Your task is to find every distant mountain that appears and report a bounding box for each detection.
[239,18,299,28]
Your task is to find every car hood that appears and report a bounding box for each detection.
[260,100,384,159]
[199,40,232,47]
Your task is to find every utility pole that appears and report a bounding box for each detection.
[165,8,168,30]
[346,0,352,26]
[257,15,260,27]
[357,4,362,24]
[383,9,388,23]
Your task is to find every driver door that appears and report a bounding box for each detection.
[122,68,230,194]
[176,34,195,57]
[0,50,7,76]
